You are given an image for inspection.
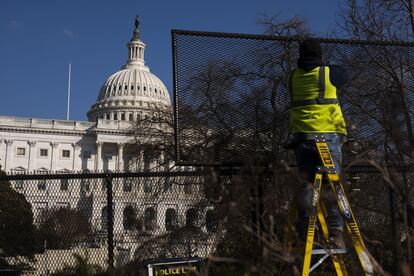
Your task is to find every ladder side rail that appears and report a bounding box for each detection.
[302,172,323,276]
[326,174,375,275]
[318,202,349,276]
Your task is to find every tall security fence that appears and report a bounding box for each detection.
[0,165,412,275]
[172,30,414,167]
[170,30,414,274]
[0,169,225,275]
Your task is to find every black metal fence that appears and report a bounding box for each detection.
[0,165,412,275]
[172,30,414,167]
[0,169,223,275]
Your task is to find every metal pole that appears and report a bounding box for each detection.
[106,175,114,270]
[66,63,71,120]
[171,31,180,163]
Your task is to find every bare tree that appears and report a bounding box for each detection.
[337,0,414,273]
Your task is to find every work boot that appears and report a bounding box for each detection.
[329,229,346,249]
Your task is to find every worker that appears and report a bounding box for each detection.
[287,38,349,248]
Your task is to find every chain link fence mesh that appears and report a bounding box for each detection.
[0,167,411,275]
[0,171,227,275]
[172,30,414,166]
[171,30,414,274]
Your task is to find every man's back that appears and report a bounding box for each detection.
[289,65,347,135]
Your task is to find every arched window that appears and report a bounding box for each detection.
[164,174,172,192]
[143,150,151,172]
[123,178,133,192]
[144,207,156,231]
[80,170,90,192]
[101,206,108,231]
[60,179,69,191]
[144,178,152,193]
[165,208,177,231]
[12,167,26,189]
[184,184,192,194]
[129,114,133,121]
[186,208,197,229]
[36,168,48,190]
[123,205,137,231]
[206,209,218,233]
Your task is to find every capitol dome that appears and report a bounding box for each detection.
[87,17,171,122]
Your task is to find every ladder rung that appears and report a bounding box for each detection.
[312,248,348,255]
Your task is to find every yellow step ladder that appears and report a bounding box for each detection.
[285,135,375,275]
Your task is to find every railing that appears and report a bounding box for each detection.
[0,165,410,275]
[0,116,96,131]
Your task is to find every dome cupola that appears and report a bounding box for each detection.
[87,16,170,122]
[124,16,146,70]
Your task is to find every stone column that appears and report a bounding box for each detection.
[96,141,103,171]
[72,143,81,171]
[0,140,4,171]
[50,142,59,171]
[4,140,13,172]
[138,148,144,171]
[117,143,124,171]
[156,204,165,232]
[28,141,36,172]
[113,202,122,234]
[149,146,156,171]
[91,202,104,233]
[159,149,165,170]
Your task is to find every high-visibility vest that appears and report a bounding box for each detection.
[288,66,347,134]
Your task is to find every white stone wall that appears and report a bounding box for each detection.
[0,116,213,253]
[0,116,134,173]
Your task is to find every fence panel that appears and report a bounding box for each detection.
[172,30,414,166]
[0,167,410,274]
[0,170,222,275]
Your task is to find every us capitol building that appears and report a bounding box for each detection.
[0,18,212,269]
[0,17,170,175]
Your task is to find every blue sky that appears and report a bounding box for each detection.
[1,0,340,121]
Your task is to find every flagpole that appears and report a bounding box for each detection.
[66,63,71,120]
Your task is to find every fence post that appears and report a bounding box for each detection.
[106,175,114,270]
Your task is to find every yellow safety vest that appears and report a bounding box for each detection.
[289,66,347,134]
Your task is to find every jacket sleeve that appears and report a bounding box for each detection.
[329,65,349,89]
